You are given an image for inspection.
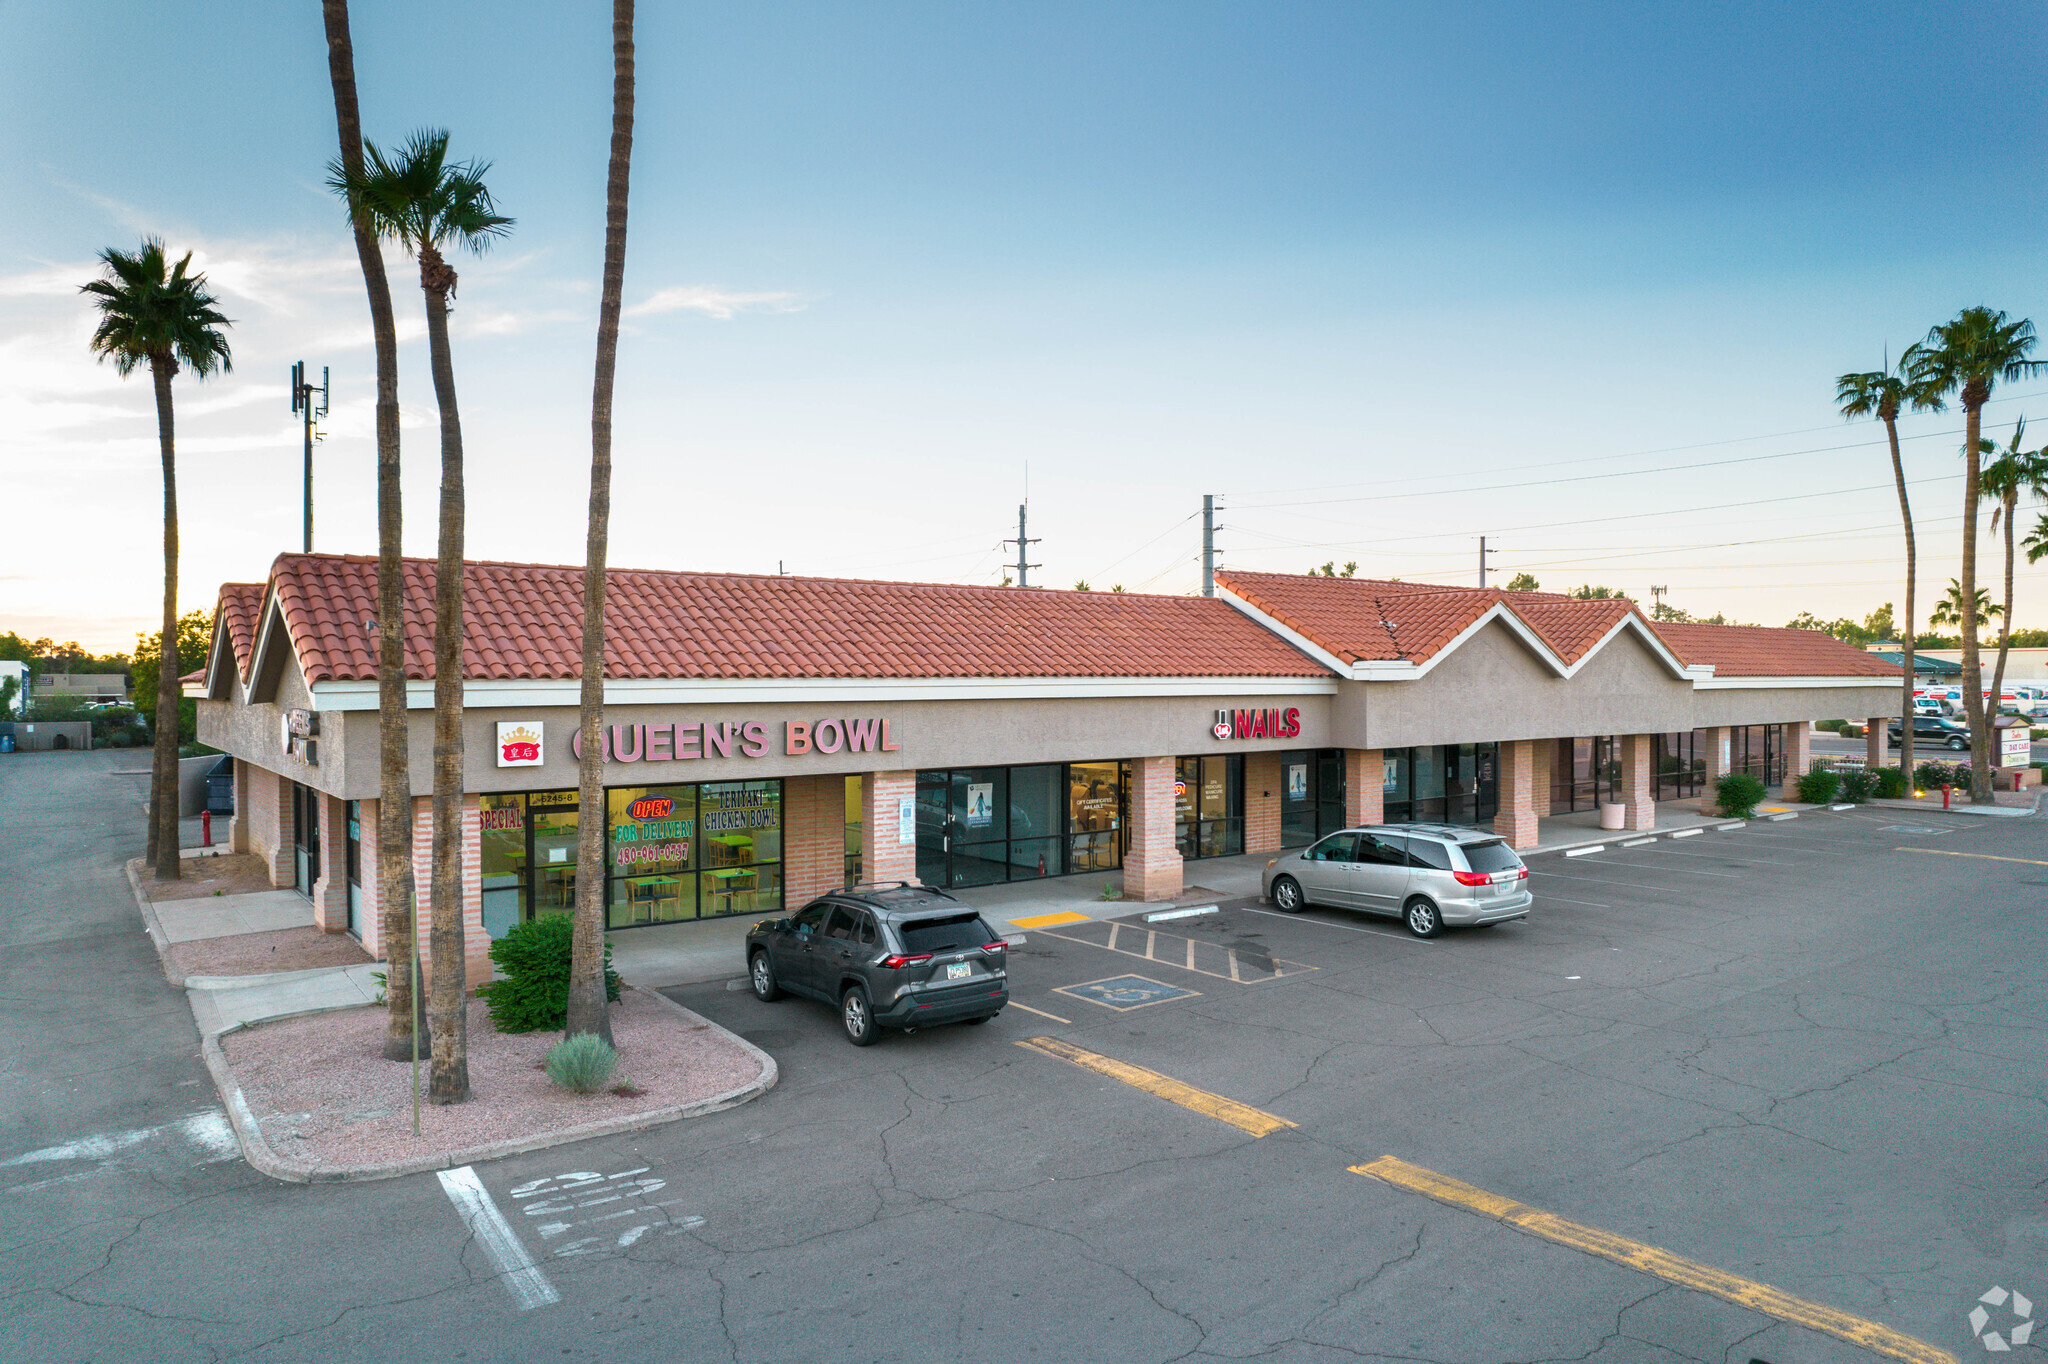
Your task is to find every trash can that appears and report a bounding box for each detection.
[205,755,235,814]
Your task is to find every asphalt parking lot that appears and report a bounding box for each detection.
[8,758,2044,1363]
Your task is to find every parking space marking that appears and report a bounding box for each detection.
[509,1166,705,1259]
[1534,893,1612,908]
[437,1165,560,1311]
[1352,1156,1956,1364]
[1242,906,1435,944]
[1646,848,1793,866]
[1578,857,1740,878]
[1896,847,2048,867]
[1008,1000,1072,1024]
[1529,869,1703,895]
[1017,1036,1296,1137]
[1053,974,1202,1011]
[1035,916,1317,983]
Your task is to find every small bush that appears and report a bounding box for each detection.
[479,913,622,1034]
[1872,766,1908,799]
[1838,767,1878,804]
[1914,760,1972,792]
[1814,719,1844,733]
[1795,768,1842,804]
[545,1033,618,1094]
[1840,723,1864,738]
[1715,772,1766,819]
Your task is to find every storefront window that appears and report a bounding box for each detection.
[529,790,581,916]
[843,775,863,888]
[1656,731,1707,799]
[700,780,782,919]
[344,800,362,938]
[480,792,528,938]
[1385,745,1498,826]
[1067,762,1122,874]
[1008,764,1062,879]
[606,786,696,929]
[1176,755,1243,857]
[1277,749,1341,846]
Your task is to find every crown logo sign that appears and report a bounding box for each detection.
[498,722,543,766]
[501,726,539,747]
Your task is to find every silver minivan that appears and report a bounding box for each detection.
[1261,823,1532,938]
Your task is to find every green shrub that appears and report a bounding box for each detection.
[478,913,621,1033]
[1913,760,1973,792]
[545,1033,619,1094]
[1840,723,1863,738]
[1795,768,1842,804]
[1815,719,1846,733]
[1872,766,1907,799]
[1838,767,1878,804]
[1715,772,1766,819]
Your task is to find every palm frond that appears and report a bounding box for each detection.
[79,237,234,379]
[329,128,513,258]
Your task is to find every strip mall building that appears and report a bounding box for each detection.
[193,554,1901,979]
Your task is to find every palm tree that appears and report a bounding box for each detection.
[331,131,512,1104]
[1837,352,1936,775]
[81,241,233,883]
[1928,579,2001,631]
[1979,421,2048,716]
[321,0,423,1064]
[2024,513,2048,566]
[1908,309,2044,801]
[567,0,636,1044]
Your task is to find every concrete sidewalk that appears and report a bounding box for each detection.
[154,889,313,943]
[188,962,384,1036]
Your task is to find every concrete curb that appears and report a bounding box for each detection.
[124,857,183,987]
[183,962,370,992]
[201,985,778,1185]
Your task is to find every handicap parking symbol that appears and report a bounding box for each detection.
[1054,974,1201,1011]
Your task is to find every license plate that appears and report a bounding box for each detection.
[945,962,971,981]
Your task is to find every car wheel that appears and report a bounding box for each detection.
[749,950,782,1002]
[1271,876,1305,912]
[1403,897,1443,939]
[841,985,879,1046]
[1949,736,1967,751]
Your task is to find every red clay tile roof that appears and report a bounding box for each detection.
[1215,571,1643,666]
[216,582,266,681]
[1650,623,1903,679]
[252,553,1334,683]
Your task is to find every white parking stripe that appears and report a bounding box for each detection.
[1242,906,1437,944]
[437,1165,560,1311]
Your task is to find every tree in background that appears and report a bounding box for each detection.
[331,130,512,1104]
[1978,420,2048,715]
[81,240,233,880]
[1503,572,1539,591]
[1909,309,2043,801]
[131,608,211,746]
[1929,580,2001,632]
[1568,584,1622,600]
[322,0,423,1065]
[1838,352,1936,781]
[1310,562,1359,578]
[567,0,636,1046]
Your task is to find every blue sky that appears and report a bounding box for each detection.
[3,2,2045,649]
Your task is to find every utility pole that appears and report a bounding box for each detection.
[290,361,330,553]
[1650,584,1668,619]
[1003,504,1040,587]
[1202,495,1217,597]
[1479,535,1497,588]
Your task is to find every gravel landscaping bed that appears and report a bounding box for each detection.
[217,988,766,1174]
[169,925,373,980]
[143,853,278,900]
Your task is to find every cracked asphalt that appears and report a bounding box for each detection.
[3,751,2045,1362]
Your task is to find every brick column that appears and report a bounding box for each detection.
[1865,717,1886,772]
[355,796,383,958]
[243,764,294,888]
[310,791,349,933]
[1244,751,1282,855]
[1493,740,1539,849]
[1343,749,1384,827]
[862,771,919,887]
[1121,755,1184,901]
[1530,740,1553,817]
[1778,721,1813,800]
[1619,733,1655,831]
[782,774,846,907]
[409,795,491,991]
[1702,726,1732,792]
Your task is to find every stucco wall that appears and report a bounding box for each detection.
[1340,619,1900,749]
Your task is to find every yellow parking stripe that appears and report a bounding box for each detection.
[1016,1037,1296,1137]
[1896,847,2048,867]
[1352,1156,1956,1364]
[1010,910,1092,928]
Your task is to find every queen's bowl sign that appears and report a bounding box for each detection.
[497,721,543,768]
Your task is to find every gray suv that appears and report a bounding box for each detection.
[1262,823,1532,937]
[746,883,1009,1045]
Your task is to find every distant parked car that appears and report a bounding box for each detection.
[1263,823,1531,938]
[1889,715,1971,751]
[746,884,1008,1045]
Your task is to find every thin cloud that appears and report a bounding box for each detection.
[624,285,805,321]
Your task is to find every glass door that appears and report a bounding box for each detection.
[1067,762,1123,875]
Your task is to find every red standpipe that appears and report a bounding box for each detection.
[201,809,213,847]
[1942,784,1952,810]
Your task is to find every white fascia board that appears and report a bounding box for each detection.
[1213,587,1360,677]
[245,595,295,704]
[309,674,1343,711]
[1554,612,1696,682]
[1699,673,1901,689]
[1406,603,1570,681]
[202,621,235,699]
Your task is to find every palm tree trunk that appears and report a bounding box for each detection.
[1884,413,1916,783]
[150,356,183,881]
[1991,487,2018,758]
[1958,396,1993,802]
[566,0,635,1044]
[422,263,469,1104]
[320,0,423,1060]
